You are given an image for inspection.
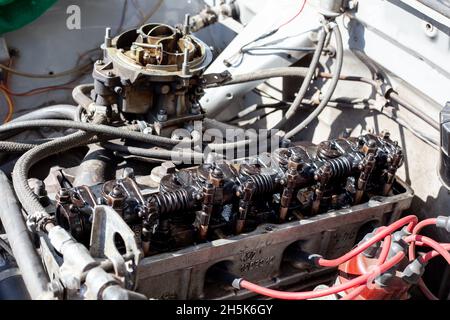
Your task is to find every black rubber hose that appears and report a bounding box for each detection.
[284,23,344,139]
[278,27,327,128]
[0,171,51,300]
[0,120,181,147]
[101,142,204,162]
[11,105,78,123]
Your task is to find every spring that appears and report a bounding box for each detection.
[326,156,353,178]
[151,189,193,215]
[249,174,275,194]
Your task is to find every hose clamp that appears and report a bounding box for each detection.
[27,211,55,233]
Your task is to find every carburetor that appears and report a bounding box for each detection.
[88,21,212,136]
[55,131,404,255]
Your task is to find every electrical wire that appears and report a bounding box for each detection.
[409,218,438,261]
[230,217,450,300]
[0,86,14,123]
[316,216,418,268]
[277,0,308,29]
[340,233,392,300]
[407,218,440,300]
[0,83,75,97]
[405,235,450,265]
[0,53,92,99]
[275,26,327,130]
[239,251,406,300]
[224,0,308,67]
[0,61,93,79]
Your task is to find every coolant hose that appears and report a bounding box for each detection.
[11,105,78,122]
[0,171,51,300]
[284,22,344,139]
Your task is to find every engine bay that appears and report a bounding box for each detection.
[0,0,449,301]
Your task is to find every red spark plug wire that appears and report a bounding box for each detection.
[317,216,417,268]
[407,219,447,300]
[340,234,392,300]
[405,235,450,264]
[238,251,405,300]
[418,244,450,263]
[230,216,450,301]
[408,218,437,261]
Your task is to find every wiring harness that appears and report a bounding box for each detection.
[225,215,450,300]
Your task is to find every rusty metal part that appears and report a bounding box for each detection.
[355,153,376,204]
[236,181,255,234]
[384,149,404,195]
[279,156,302,221]
[90,22,212,127]
[199,183,215,240]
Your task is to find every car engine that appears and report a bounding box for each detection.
[0,0,449,301]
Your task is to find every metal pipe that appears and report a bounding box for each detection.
[388,92,439,131]
[0,171,51,299]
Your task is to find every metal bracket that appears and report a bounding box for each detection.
[201,71,232,87]
[90,206,142,289]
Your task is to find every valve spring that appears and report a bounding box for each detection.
[151,189,193,215]
[326,156,353,178]
[249,174,275,194]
